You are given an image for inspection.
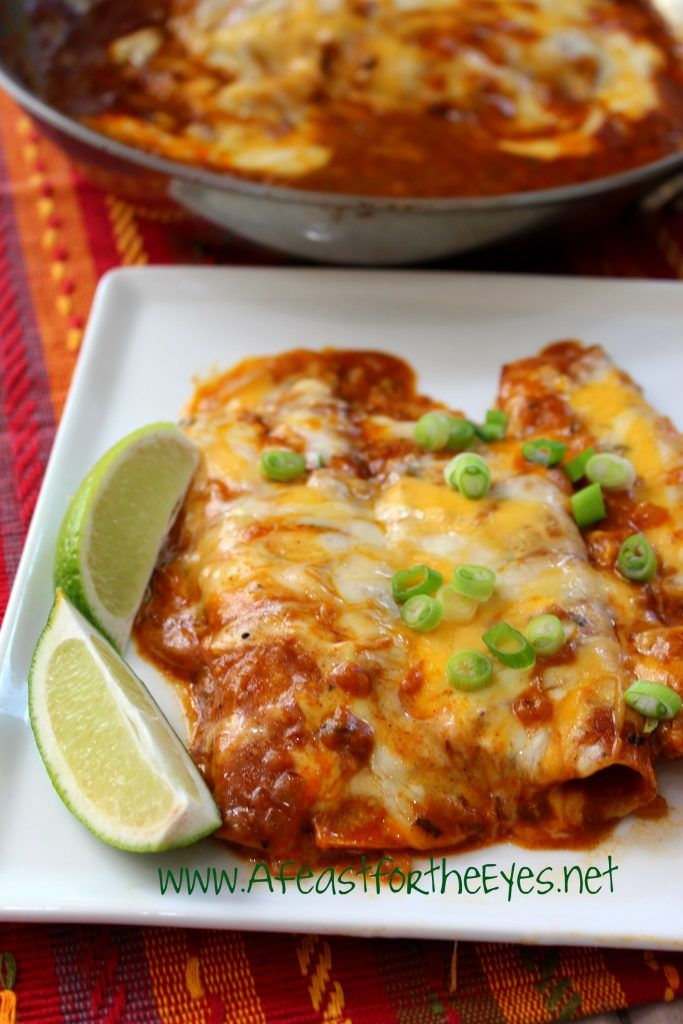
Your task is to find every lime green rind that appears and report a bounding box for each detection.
[28,590,221,854]
[54,422,199,653]
[54,462,113,643]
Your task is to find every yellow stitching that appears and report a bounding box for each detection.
[185,956,205,999]
[105,195,149,267]
[297,935,318,976]
[0,990,17,1024]
[309,942,331,1011]
[15,115,85,350]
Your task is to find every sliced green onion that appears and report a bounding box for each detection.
[391,565,443,603]
[586,453,636,491]
[446,650,493,691]
[565,446,596,484]
[486,409,508,430]
[624,680,682,721]
[642,718,659,734]
[521,438,567,468]
[452,564,496,602]
[475,424,501,443]
[444,453,491,499]
[414,413,475,452]
[401,594,443,632]
[483,622,536,670]
[446,418,476,451]
[571,482,606,529]
[526,614,565,656]
[475,409,508,443]
[617,533,657,583]
[414,411,453,452]
[260,449,307,482]
[436,585,477,623]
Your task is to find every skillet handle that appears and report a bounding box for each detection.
[639,171,683,214]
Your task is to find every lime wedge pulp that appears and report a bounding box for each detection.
[29,590,221,852]
[54,422,199,652]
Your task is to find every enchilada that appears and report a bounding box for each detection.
[500,341,683,760]
[42,0,683,197]
[134,349,658,860]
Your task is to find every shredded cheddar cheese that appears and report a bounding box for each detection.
[134,348,658,860]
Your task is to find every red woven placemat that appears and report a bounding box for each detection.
[1,89,683,1023]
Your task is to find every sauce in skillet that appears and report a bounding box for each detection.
[33,0,683,197]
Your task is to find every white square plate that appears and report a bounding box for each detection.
[2,267,683,947]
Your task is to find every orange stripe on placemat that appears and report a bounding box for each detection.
[0,94,98,419]
[557,947,627,1018]
[477,943,553,1024]
[105,195,149,267]
[197,931,268,1024]
[142,930,206,1024]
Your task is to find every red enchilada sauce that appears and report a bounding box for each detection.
[134,348,659,863]
[29,0,683,197]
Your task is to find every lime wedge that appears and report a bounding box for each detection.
[55,423,199,652]
[29,590,221,852]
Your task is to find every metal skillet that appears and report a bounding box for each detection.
[1,0,683,265]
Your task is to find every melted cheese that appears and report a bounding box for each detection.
[373,468,626,786]
[499,341,683,758]
[135,348,657,857]
[84,0,676,179]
